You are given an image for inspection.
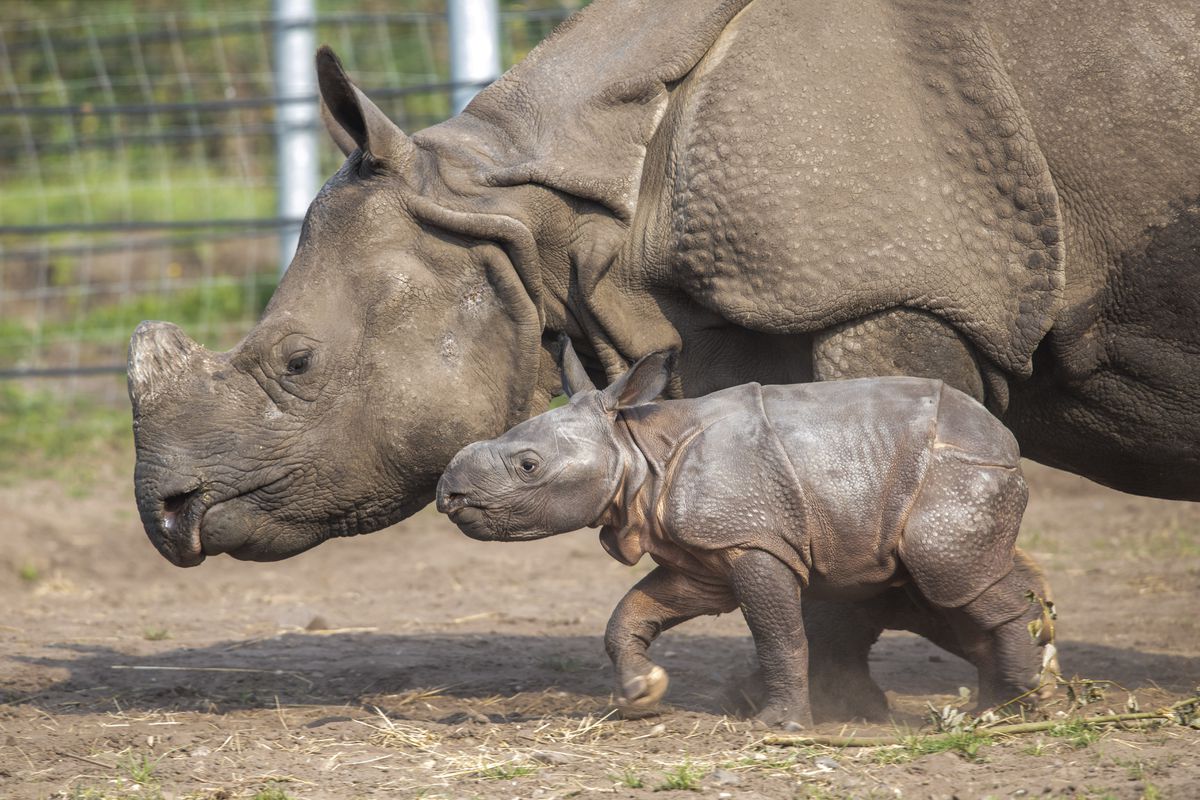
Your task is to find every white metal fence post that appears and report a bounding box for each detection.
[448,0,500,116]
[273,0,318,276]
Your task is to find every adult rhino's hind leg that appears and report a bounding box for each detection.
[899,456,1053,710]
[812,307,998,406]
[803,597,890,722]
[804,306,999,720]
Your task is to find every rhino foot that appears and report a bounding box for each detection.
[617,665,669,709]
[754,700,813,731]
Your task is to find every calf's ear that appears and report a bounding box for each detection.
[602,350,676,411]
[557,334,597,397]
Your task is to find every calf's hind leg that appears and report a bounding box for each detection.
[900,459,1053,709]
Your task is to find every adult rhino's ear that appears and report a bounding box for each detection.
[316,46,411,163]
[557,334,596,397]
[601,350,676,411]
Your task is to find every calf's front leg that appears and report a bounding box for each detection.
[727,548,812,728]
[605,566,737,709]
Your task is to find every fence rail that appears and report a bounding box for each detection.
[0,2,583,397]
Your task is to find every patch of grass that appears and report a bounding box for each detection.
[611,767,644,788]
[655,761,703,791]
[60,789,164,800]
[251,786,296,800]
[120,752,157,785]
[142,627,171,641]
[870,732,986,765]
[1022,738,1050,756]
[17,563,40,583]
[1141,784,1162,800]
[0,382,132,481]
[0,273,278,372]
[478,762,538,780]
[1049,719,1103,749]
[0,160,275,229]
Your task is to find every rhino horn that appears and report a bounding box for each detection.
[316,45,411,162]
[127,321,204,415]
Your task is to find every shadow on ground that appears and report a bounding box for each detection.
[5,631,1197,720]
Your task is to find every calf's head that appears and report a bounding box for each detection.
[436,341,672,541]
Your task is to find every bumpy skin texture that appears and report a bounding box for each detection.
[127,1,1184,724]
[128,0,1199,574]
[438,352,1057,725]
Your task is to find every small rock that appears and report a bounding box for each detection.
[465,709,491,724]
[710,769,741,786]
[814,756,838,771]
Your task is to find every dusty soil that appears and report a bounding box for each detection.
[1,456,1197,799]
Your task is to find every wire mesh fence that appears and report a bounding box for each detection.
[0,1,582,407]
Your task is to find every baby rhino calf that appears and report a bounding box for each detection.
[437,342,1056,727]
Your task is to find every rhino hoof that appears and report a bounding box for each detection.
[755,702,812,730]
[618,665,669,708]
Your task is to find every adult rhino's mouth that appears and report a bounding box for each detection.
[146,482,274,567]
[152,486,208,567]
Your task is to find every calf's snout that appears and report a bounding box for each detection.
[435,442,490,514]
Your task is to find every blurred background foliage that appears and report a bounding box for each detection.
[0,0,585,474]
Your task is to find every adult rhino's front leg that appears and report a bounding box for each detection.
[605,566,737,710]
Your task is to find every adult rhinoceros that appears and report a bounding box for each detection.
[130,0,1198,567]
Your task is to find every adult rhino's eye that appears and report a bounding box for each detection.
[285,351,312,375]
[520,459,538,473]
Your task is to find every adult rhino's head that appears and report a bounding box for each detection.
[436,339,672,542]
[128,48,549,566]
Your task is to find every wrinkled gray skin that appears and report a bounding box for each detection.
[437,345,1058,726]
[129,0,1194,716]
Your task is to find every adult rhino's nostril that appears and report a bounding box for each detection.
[161,488,200,531]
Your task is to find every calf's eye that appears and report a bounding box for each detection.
[520,459,538,473]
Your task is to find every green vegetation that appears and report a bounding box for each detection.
[1048,719,1103,749]
[251,786,297,800]
[0,382,132,478]
[613,767,644,788]
[17,563,40,582]
[0,162,275,229]
[479,762,539,780]
[142,627,171,641]
[870,732,986,765]
[0,271,277,370]
[655,761,704,791]
[120,753,158,785]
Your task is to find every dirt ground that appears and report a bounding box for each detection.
[1,454,1197,800]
